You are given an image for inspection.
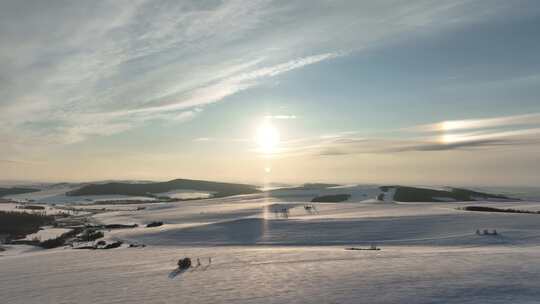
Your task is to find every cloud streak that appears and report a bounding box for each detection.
[124,52,340,115]
[271,113,540,157]
[265,115,298,120]
[0,0,530,161]
[411,113,540,133]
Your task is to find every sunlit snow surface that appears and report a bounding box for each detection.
[3,186,540,303]
[156,189,214,200]
[2,246,540,304]
[23,228,72,242]
[5,185,156,204]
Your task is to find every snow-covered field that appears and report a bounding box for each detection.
[156,189,215,200]
[24,227,72,242]
[5,185,156,204]
[2,185,540,303]
[2,245,540,304]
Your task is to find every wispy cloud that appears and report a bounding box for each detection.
[265,115,298,120]
[0,159,23,164]
[124,52,340,115]
[411,113,540,133]
[269,113,540,157]
[193,137,249,143]
[0,0,528,160]
[0,158,40,166]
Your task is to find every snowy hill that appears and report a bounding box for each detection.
[67,178,260,198]
[2,181,540,303]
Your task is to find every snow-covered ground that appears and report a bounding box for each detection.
[156,189,215,200]
[3,185,540,303]
[99,193,540,247]
[2,245,540,304]
[269,184,387,202]
[24,227,72,242]
[5,185,157,204]
[0,202,83,215]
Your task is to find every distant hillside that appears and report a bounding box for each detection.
[276,183,341,191]
[380,186,514,202]
[0,187,40,197]
[311,194,351,202]
[67,178,260,198]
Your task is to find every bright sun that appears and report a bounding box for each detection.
[256,123,280,153]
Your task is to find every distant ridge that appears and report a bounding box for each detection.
[380,185,516,202]
[0,187,40,197]
[67,178,260,198]
[274,183,341,191]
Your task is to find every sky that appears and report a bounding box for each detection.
[1,0,540,186]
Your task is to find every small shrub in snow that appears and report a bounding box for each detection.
[39,228,81,249]
[104,224,138,229]
[103,241,123,249]
[177,257,192,269]
[80,229,104,242]
[311,194,351,202]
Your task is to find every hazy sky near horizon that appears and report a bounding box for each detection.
[1,0,540,186]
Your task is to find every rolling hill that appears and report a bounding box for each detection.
[0,187,40,198]
[380,186,514,202]
[66,178,260,198]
